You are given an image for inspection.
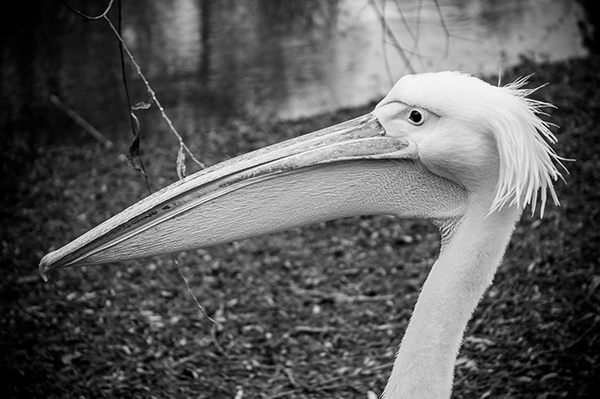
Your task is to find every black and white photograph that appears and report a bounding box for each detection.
[1,1,598,398]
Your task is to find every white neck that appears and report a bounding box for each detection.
[382,198,521,399]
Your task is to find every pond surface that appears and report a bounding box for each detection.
[118,0,585,121]
[1,0,587,143]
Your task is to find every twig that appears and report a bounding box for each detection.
[368,0,416,74]
[60,1,204,176]
[48,94,114,149]
[116,0,152,193]
[173,255,219,325]
[60,0,115,20]
[102,15,206,174]
[392,0,417,43]
[432,0,451,57]
[60,0,215,333]
[210,322,227,355]
[379,0,395,87]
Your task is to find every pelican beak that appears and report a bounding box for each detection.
[39,113,446,280]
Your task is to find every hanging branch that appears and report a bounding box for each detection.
[102,16,206,176]
[60,0,205,179]
[60,0,213,325]
[61,0,115,20]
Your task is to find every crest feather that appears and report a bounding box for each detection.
[489,76,566,217]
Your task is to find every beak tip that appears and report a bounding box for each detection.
[39,264,49,282]
[38,252,57,282]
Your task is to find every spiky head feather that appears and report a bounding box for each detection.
[387,71,565,217]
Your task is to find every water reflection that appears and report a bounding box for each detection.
[0,0,587,144]
[119,0,588,122]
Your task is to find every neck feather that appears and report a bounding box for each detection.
[383,200,521,398]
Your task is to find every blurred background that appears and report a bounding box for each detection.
[0,0,590,147]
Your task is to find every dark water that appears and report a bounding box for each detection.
[0,0,586,146]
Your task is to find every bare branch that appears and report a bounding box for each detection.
[368,0,416,74]
[432,0,451,57]
[103,15,206,172]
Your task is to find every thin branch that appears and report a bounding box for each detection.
[62,1,212,324]
[116,0,152,192]
[392,0,417,42]
[102,15,206,173]
[61,0,115,20]
[368,0,416,74]
[48,94,114,149]
[173,255,219,325]
[392,0,423,73]
[380,0,395,86]
[432,0,451,57]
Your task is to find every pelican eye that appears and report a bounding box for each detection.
[408,109,425,126]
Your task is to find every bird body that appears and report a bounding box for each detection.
[39,72,564,398]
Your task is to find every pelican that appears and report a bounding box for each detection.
[39,71,564,398]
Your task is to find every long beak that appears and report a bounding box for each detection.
[39,113,455,280]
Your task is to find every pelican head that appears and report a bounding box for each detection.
[374,72,562,214]
[39,71,564,399]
